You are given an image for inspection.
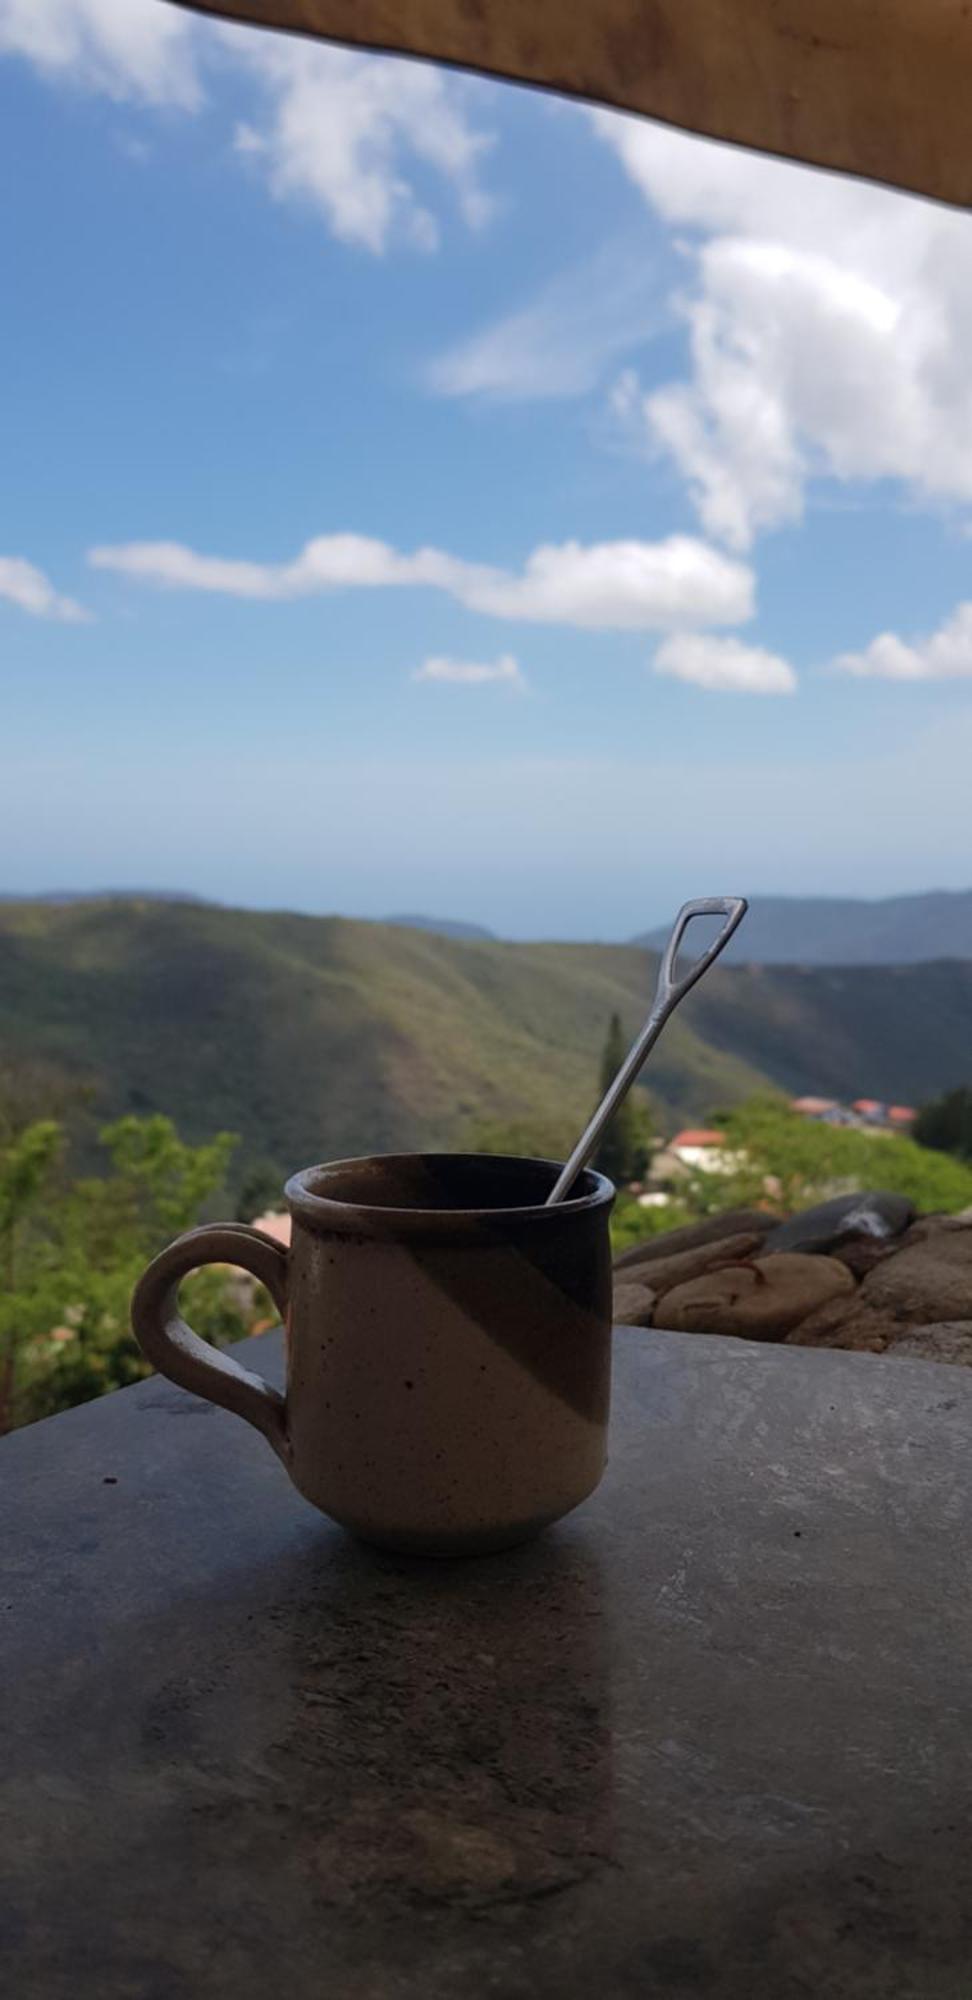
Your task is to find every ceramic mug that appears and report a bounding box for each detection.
[131,1152,615,1555]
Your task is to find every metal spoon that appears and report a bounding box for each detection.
[546,896,748,1205]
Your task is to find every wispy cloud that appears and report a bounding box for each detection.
[834,600,972,680]
[0,1,493,254]
[426,237,662,401]
[0,555,88,622]
[0,0,201,108]
[89,529,754,631]
[654,631,796,694]
[413,652,525,689]
[225,30,493,253]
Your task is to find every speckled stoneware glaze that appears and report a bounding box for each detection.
[131,1154,615,1555]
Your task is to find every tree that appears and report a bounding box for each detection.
[594,1013,651,1187]
[913,1086,972,1162]
[2,1113,247,1433]
[0,1119,63,1431]
[711,1094,972,1216]
[235,1159,287,1222]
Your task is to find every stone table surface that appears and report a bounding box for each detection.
[2,1326,971,1999]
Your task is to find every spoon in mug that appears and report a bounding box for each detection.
[546,896,748,1205]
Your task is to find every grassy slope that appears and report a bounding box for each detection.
[0,900,765,1176]
[1,899,970,1183]
[686,958,972,1107]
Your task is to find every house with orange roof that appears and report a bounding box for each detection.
[670,1129,729,1171]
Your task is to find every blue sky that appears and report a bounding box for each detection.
[2,2,972,938]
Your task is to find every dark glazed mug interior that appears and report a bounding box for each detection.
[286,1153,614,1230]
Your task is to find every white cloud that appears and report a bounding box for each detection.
[413,652,524,688]
[0,555,88,622]
[223,28,491,253]
[654,632,796,694]
[594,113,972,548]
[467,536,752,629]
[0,0,200,106]
[89,540,282,598]
[834,600,972,680]
[0,3,491,254]
[426,238,661,401]
[90,529,754,631]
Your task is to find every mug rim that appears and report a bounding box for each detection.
[285,1151,614,1239]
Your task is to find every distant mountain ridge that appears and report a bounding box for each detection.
[1,899,971,1193]
[0,896,494,940]
[382,914,495,941]
[636,891,972,966]
[6,890,972,962]
[0,889,209,907]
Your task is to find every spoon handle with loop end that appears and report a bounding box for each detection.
[546,896,748,1206]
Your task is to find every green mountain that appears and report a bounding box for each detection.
[381,914,496,941]
[1,898,970,1193]
[637,889,972,965]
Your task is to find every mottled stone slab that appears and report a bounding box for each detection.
[2,1331,972,1998]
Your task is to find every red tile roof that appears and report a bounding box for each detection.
[249,1210,292,1245]
[672,1129,726,1148]
[888,1106,916,1122]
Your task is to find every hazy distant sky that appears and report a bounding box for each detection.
[2,1,972,938]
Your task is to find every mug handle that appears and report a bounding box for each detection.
[130,1223,290,1463]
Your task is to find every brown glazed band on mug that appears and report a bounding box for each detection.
[131,1153,615,1556]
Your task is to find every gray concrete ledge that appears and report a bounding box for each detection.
[2,1327,971,1997]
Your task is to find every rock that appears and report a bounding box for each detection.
[621,1232,762,1303]
[657,1253,855,1342]
[897,1213,969,1247]
[612,1280,656,1328]
[884,1322,972,1367]
[787,1303,899,1353]
[831,1237,898,1282]
[860,1229,972,1324]
[613,1209,777,1274]
[762,1190,914,1257]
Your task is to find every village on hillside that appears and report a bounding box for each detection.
[631,1096,918,1211]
